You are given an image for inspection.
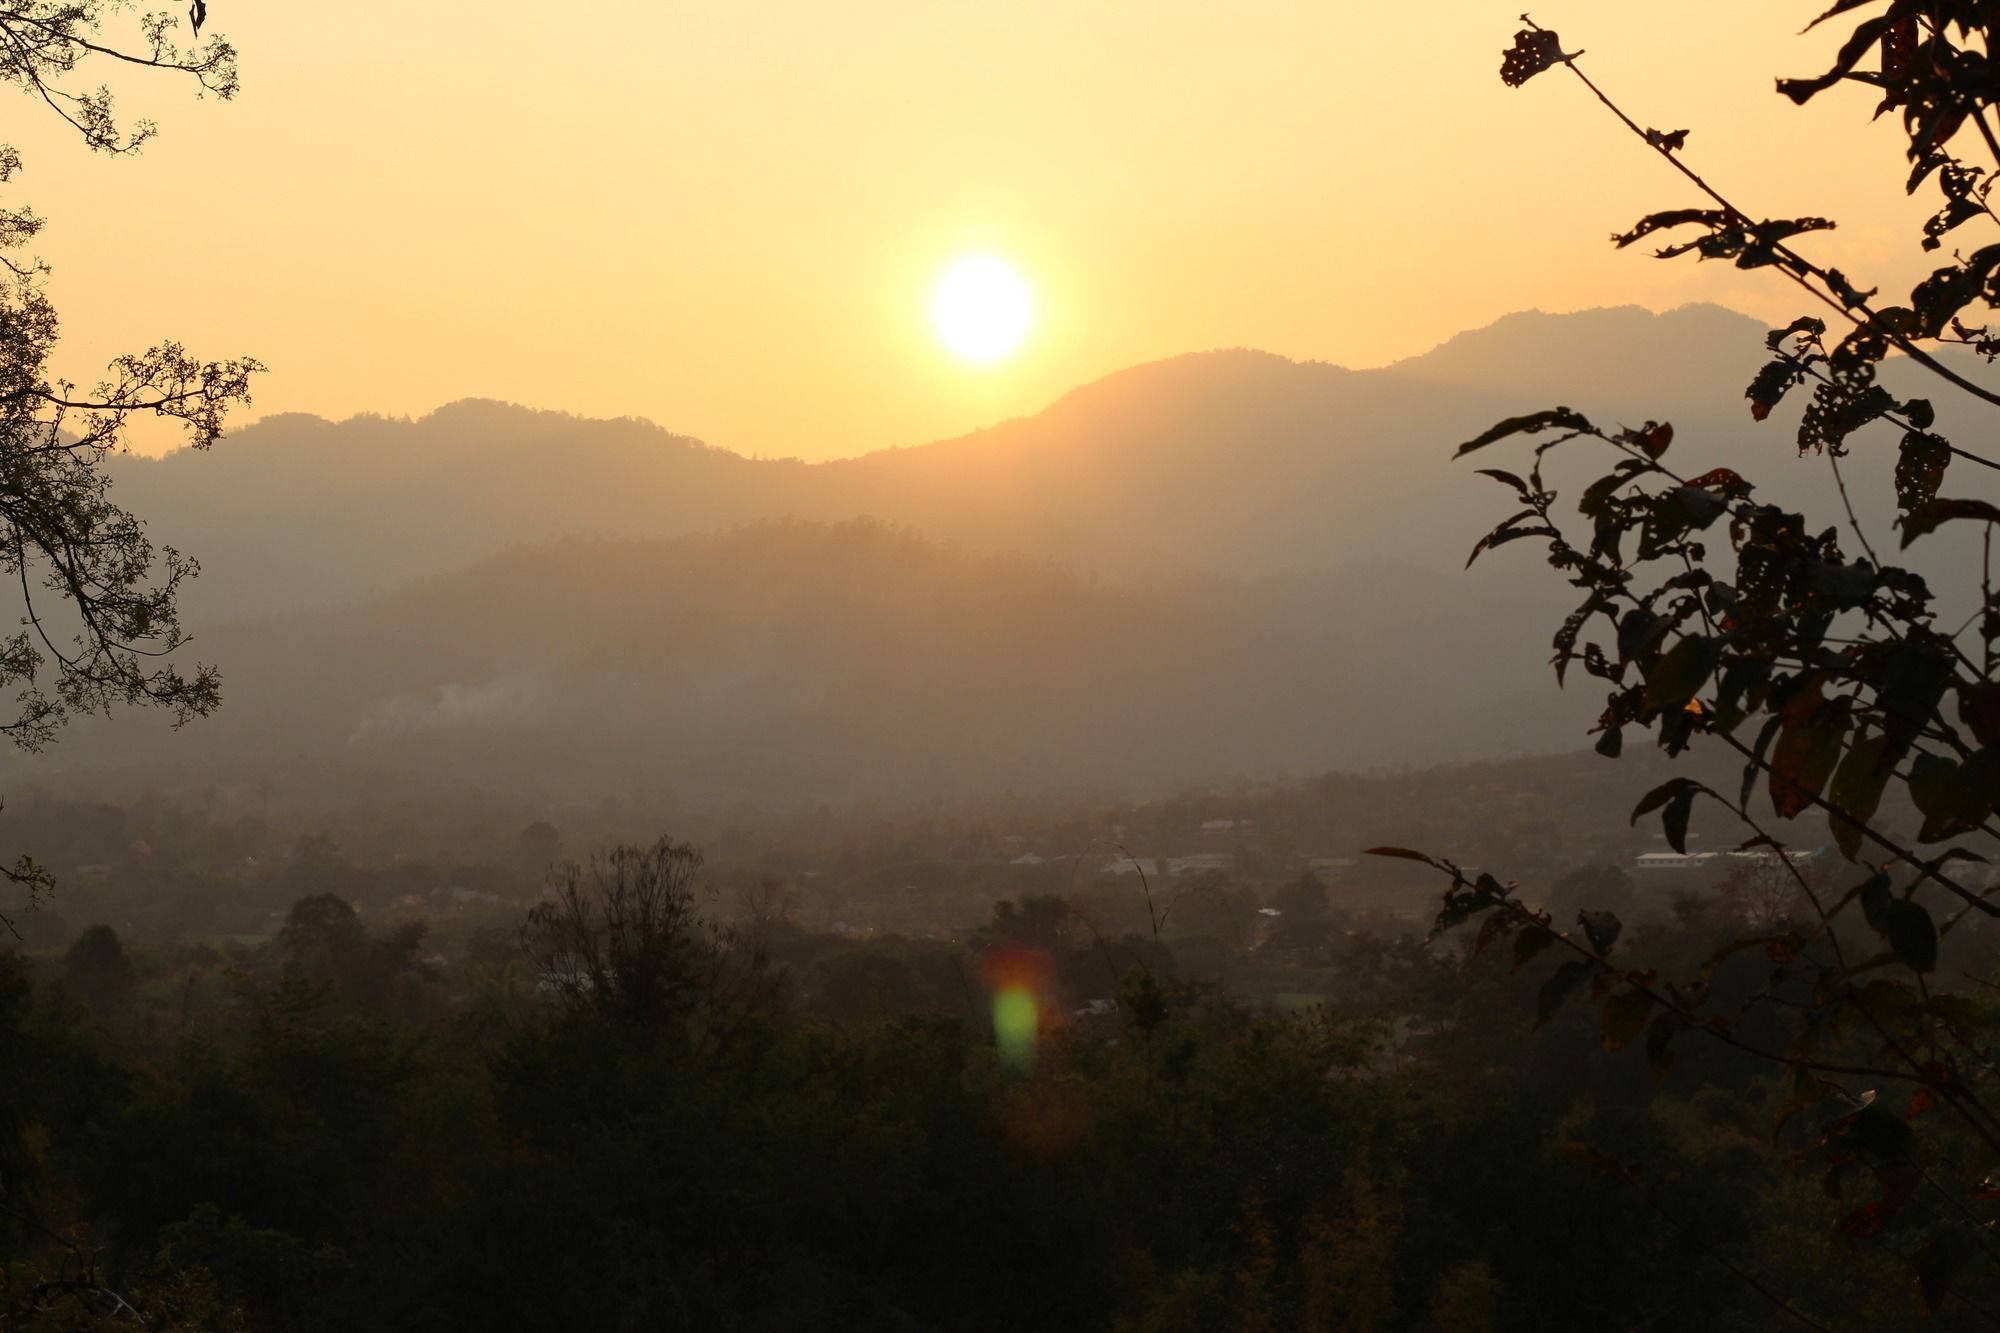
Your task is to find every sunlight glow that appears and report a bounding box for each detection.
[930,256,1033,364]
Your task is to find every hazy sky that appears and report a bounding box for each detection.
[16,1,1947,459]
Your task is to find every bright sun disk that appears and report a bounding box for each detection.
[930,255,1032,364]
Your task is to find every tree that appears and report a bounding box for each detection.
[0,4,259,927]
[1271,870,1332,923]
[278,892,365,982]
[0,4,256,742]
[61,921,133,1015]
[516,819,562,872]
[521,837,765,1027]
[982,893,1074,952]
[1398,6,2000,1318]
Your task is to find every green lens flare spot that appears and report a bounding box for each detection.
[992,986,1038,1073]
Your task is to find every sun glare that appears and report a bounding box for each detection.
[930,255,1032,364]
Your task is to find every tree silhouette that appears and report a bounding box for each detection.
[0,2,259,927]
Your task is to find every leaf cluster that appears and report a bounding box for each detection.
[1437,10,2000,1314]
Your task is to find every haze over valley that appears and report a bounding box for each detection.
[48,301,1956,808]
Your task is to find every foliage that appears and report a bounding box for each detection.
[9,829,1967,1330]
[520,836,778,1030]
[1408,6,2000,1319]
[0,2,258,937]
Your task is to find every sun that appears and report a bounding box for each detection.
[930,255,1032,364]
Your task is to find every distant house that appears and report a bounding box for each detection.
[1010,852,1047,867]
[1634,852,1716,871]
[1200,819,1252,835]
[1101,856,1160,877]
[1725,848,1815,865]
[1168,853,1233,877]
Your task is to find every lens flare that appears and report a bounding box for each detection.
[982,945,1054,1074]
[992,987,1039,1072]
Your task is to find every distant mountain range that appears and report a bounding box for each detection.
[111,303,1813,618]
[41,302,1968,807]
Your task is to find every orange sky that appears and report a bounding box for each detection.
[13,1,1952,459]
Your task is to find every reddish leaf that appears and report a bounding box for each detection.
[1600,987,1654,1052]
[1470,910,1514,959]
[1769,676,1843,819]
[1840,1200,1892,1238]
[1684,467,1752,496]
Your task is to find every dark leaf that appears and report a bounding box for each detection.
[1908,748,2000,843]
[1746,356,1808,420]
[1776,14,1892,105]
[1900,497,2000,548]
[1535,959,1591,1029]
[1465,523,1559,568]
[1959,682,2000,749]
[1827,730,1890,860]
[1473,467,1531,496]
[1630,776,1696,824]
[1857,873,1894,934]
[1512,924,1557,973]
[1500,27,1574,87]
[1673,484,1727,528]
[1884,898,1938,973]
[1470,909,1515,959]
[1752,216,1836,247]
[1455,407,1592,458]
[1641,635,1720,716]
[1579,909,1622,957]
[1743,712,1785,808]
[1364,846,1438,866]
[1802,0,1882,32]
[1600,987,1653,1051]
[1644,127,1688,151]
[1766,315,1827,351]
[1894,431,1951,512]
[1616,609,1666,665]
[1613,208,1728,250]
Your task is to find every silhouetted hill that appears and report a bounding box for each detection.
[70,301,1969,802]
[37,520,1590,804]
[113,303,1878,622]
